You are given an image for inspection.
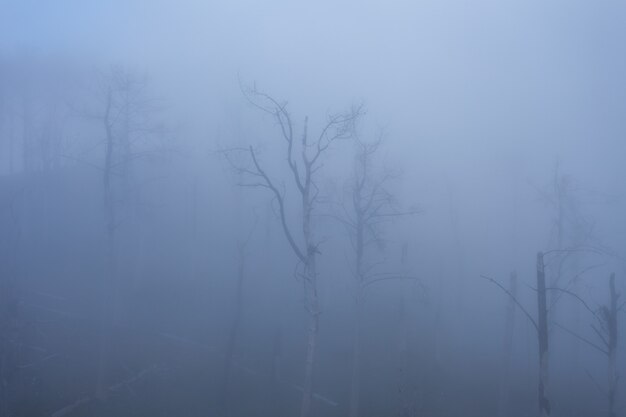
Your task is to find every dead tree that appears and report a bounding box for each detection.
[219,221,256,413]
[550,272,620,417]
[482,252,551,417]
[535,164,593,332]
[0,191,22,417]
[329,137,420,417]
[537,252,550,417]
[92,68,161,398]
[223,84,362,417]
[606,273,619,417]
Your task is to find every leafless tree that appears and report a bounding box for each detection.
[90,67,163,398]
[537,252,550,417]
[606,274,619,417]
[222,84,362,417]
[482,252,550,417]
[326,136,420,417]
[550,272,620,417]
[219,219,256,414]
[0,57,75,174]
[0,190,23,417]
[535,163,594,328]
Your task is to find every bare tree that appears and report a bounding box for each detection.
[537,252,550,417]
[327,137,420,417]
[91,67,162,398]
[606,273,619,417]
[482,252,551,417]
[222,84,362,417]
[219,220,256,414]
[550,272,620,417]
[536,163,594,329]
[0,57,74,174]
[0,190,23,417]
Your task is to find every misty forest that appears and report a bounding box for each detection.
[2,1,626,417]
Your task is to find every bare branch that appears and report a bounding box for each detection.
[590,324,610,349]
[480,275,539,331]
[362,274,426,291]
[553,322,608,356]
[309,103,364,167]
[248,146,306,263]
[545,287,599,319]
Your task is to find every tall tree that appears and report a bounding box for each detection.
[331,137,419,417]
[0,190,23,417]
[219,219,256,414]
[482,252,551,417]
[550,272,620,417]
[224,84,361,417]
[93,67,161,398]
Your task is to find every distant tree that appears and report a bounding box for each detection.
[328,136,420,417]
[219,217,256,413]
[223,84,362,417]
[550,272,620,417]
[0,190,23,417]
[482,252,550,417]
[498,271,517,417]
[535,164,594,319]
[90,67,162,398]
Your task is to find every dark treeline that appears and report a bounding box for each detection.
[3,2,626,417]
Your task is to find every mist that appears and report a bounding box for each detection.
[2,1,626,416]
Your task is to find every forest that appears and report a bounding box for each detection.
[2,1,626,417]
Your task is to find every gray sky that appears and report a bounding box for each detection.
[4,0,626,264]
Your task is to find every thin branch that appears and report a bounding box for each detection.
[314,212,356,229]
[545,287,599,319]
[248,146,306,263]
[480,275,538,331]
[590,323,610,349]
[553,321,608,356]
[362,274,425,291]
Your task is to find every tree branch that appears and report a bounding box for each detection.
[553,322,608,356]
[480,275,539,332]
[248,146,306,263]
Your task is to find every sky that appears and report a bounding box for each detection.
[3,0,626,262]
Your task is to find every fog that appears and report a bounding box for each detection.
[2,1,626,416]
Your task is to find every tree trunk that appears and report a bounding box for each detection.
[270,328,283,414]
[0,276,19,417]
[349,209,365,417]
[349,292,362,417]
[607,273,618,417]
[300,255,319,417]
[537,252,550,417]
[498,271,517,417]
[96,90,116,399]
[219,244,246,413]
[299,176,320,417]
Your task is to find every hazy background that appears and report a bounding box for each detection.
[1,1,626,416]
